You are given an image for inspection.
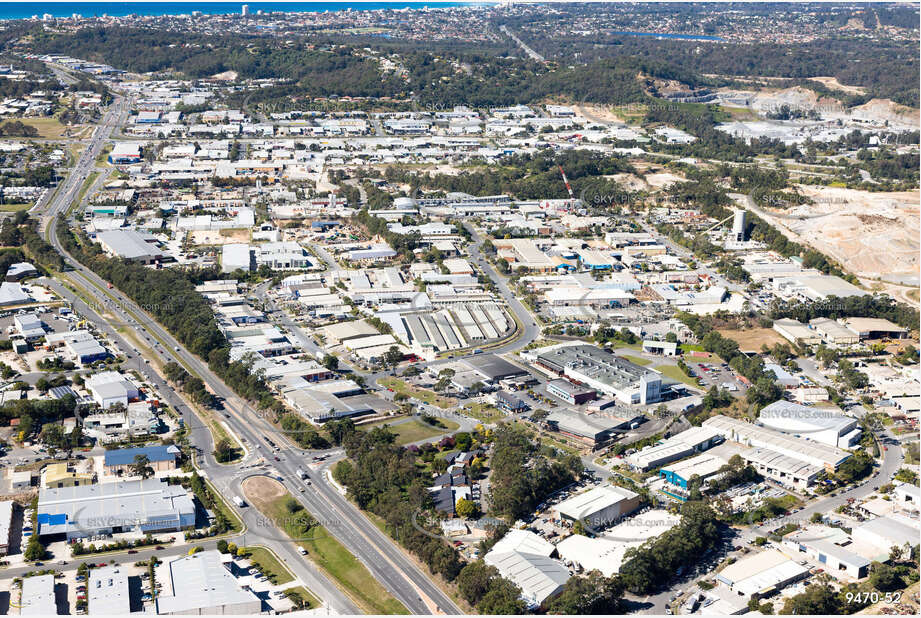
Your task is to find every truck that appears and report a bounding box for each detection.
[232,496,246,508]
[296,468,307,479]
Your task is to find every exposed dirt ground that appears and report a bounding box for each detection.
[717,328,788,353]
[242,476,286,507]
[190,229,251,245]
[775,185,920,285]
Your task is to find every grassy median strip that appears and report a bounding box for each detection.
[242,546,294,585]
[243,477,408,615]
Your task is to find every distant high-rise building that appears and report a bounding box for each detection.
[241,4,249,16]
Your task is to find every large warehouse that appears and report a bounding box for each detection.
[703,415,851,471]
[716,549,810,598]
[627,426,724,471]
[552,484,641,530]
[156,550,261,615]
[533,343,662,404]
[37,479,195,540]
[758,400,860,448]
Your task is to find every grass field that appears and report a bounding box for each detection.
[460,402,504,424]
[14,117,72,138]
[243,546,294,585]
[656,364,700,388]
[242,477,408,615]
[0,203,31,212]
[361,417,459,445]
[378,377,456,409]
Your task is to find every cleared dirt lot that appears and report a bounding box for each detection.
[717,327,788,353]
[775,185,920,285]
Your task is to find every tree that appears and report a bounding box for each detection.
[454,432,473,451]
[868,562,902,592]
[326,418,356,446]
[546,571,625,614]
[457,561,498,607]
[455,498,477,519]
[478,577,527,615]
[383,346,404,370]
[780,579,842,615]
[130,455,154,479]
[321,354,339,372]
[24,534,45,561]
[665,332,679,343]
[212,438,236,463]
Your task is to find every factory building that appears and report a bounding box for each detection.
[21,574,58,615]
[758,400,860,448]
[552,484,641,530]
[715,549,809,598]
[88,565,131,614]
[37,478,195,540]
[703,415,851,471]
[659,453,728,490]
[546,378,597,405]
[156,550,262,615]
[627,426,724,472]
[534,343,662,405]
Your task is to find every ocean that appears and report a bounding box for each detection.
[0,2,488,21]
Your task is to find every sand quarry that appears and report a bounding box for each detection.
[775,185,920,285]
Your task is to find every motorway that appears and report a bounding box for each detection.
[33,95,466,614]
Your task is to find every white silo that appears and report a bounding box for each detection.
[732,210,746,241]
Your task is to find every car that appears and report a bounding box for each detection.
[97,563,107,568]
[128,550,137,554]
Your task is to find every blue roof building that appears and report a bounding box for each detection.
[103,445,179,471]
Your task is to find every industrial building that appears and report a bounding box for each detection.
[41,463,94,489]
[782,529,870,579]
[533,343,662,405]
[84,371,140,409]
[715,549,809,598]
[103,444,180,475]
[0,500,11,555]
[772,318,822,345]
[483,548,569,609]
[89,565,131,614]
[659,453,728,490]
[108,142,142,164]
[96,229,164,264]
[156,550,262,615]
[703,415,851,471]
[641,340,677,356]
[460,354,530,383]
[841,317,909,340]
[546,378,597,405]
[758,400,860,448]
[20,574,58,615]
[853,516,918,560]
[552,484,641,529]
[544,408,635,447]
[627,426,723,471]
[37,478,195,540]
[740,447,822,489]
[809,318,859,345]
